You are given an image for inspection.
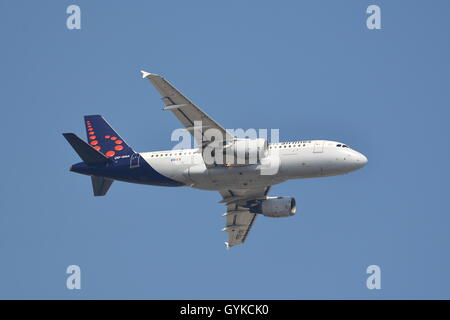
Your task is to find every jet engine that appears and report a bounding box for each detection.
[258,197,297,218]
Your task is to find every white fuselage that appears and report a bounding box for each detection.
[140,140,368,191]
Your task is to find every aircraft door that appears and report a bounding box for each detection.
[313,140,324,153]
[130,153,140,168]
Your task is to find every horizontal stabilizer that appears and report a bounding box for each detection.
[91,176,114,196]
[63,133,108,164]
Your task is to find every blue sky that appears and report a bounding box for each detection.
[1,0,449,299]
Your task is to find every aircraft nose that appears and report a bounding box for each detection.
[355,152,368,168]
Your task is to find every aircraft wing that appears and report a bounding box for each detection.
[141,71,235,148]
[219,186,271,248]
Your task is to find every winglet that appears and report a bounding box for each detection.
[140,70,155,79]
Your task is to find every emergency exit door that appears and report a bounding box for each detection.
[313,140,324,153]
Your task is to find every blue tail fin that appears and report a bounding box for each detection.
[84,115,134,158]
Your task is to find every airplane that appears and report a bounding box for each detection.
[63,71,368,248]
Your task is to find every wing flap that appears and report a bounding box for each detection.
[219,186,271,248]
[223,210,257,248]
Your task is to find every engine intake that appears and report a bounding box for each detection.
[259,197,296,218]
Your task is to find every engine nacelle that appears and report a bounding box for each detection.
[260,197,296,218]
[223,138,268,165]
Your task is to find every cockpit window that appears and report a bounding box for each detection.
[342,145,348,148]
[336,144,341,147]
